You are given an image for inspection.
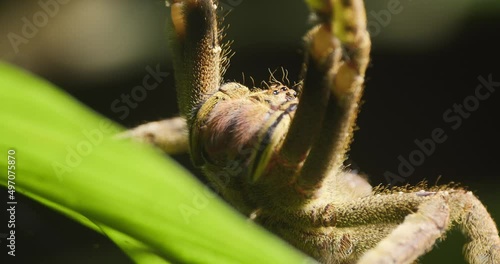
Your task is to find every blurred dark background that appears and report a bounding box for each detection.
[1,0,499,263]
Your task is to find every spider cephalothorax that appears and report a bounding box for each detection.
[125,0,500,263]
[187,80,300,213]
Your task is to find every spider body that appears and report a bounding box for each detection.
[190,82,299,213]
[125,0,500,263]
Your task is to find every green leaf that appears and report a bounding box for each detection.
[0,62,313,264]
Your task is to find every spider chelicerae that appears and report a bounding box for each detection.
[124,0,500,263]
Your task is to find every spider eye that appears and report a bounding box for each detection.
[281,87,288,91]
[273,90,279,95]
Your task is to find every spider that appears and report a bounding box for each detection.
[124,0,500,263]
